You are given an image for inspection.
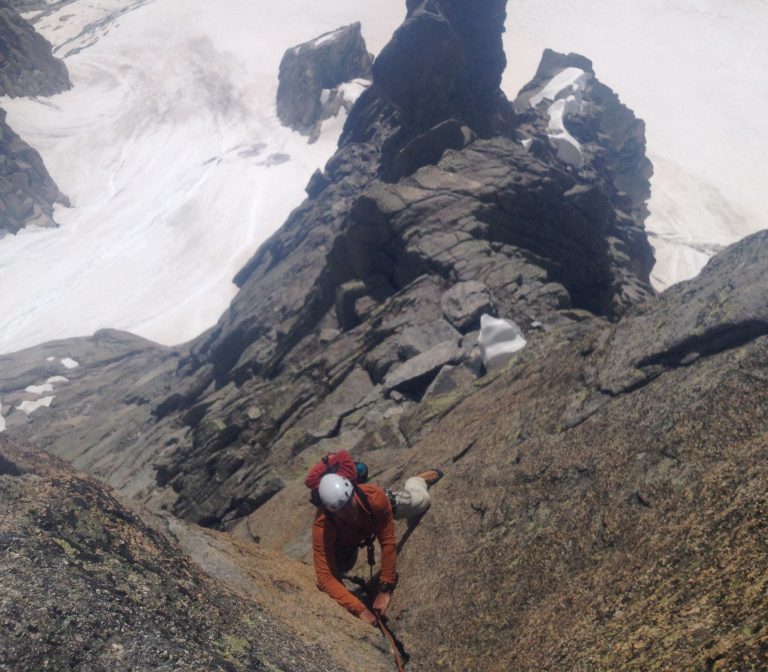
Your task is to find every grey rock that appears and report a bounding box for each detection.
[373,0,513,138]
[335,280,369,330]
[319,328,340,343]
[297,366,376,439]
[0,6,69,234]
[0,108,68,233]
[423,363,475,399]
[0,3,71,97]
[395,119,468,178]
[512,49,655,313]
[397,320,462,359]
[305,169,330,198]
[383,340,463,396]
[441,281,495,331]
[598,229,768,396]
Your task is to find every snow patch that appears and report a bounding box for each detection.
[478,314,527,371]
[61,358,80,369]
[337,78,369,105]
[546,97,585,169]
[46,375,70,384]
[19,396,55,415]
[520,138,533,150]
[0,403,5,433]
[46,357,56,362]
[26,384,55,395]
[529,67,588,107]
[529,68,588,170]
[313,27,344,47]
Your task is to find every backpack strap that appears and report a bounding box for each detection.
[352,484,377,569]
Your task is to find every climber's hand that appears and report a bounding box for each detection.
[373,591,391,615]
[359,608,377,626]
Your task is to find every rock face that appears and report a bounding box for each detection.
[0,437,392,672]
[0,107,69,232]
[386,230,768,670]
[376,0,510,136]
[0,0,71,97]
[0,1,70,233]
[276,22,372,139]
[3,2,656,532]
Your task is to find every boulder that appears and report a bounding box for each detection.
[422,363,476,399]
[441,280,495,331]
[383,340,462,396]
[397,319,462,359]
[276,23,372,136]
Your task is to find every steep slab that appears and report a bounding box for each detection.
[0,437,391,671]
[380,230,768,670]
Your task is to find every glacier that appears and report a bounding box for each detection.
[0,0,766,355]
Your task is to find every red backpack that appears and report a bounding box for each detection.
[305,451,369,506]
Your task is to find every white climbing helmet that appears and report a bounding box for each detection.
[318,473,354,512]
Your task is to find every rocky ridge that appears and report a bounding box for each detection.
[139,4,655,529]
[0,0,70,97]
[0,0,70,233]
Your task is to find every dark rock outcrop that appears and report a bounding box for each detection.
[276,22,372,139]
[0,1,70,233]
[0,107,69,232]
[0,0,71,97]
[342,0,513,182]
[513,49,656,303]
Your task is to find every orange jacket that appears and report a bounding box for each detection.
[312,483,397,615]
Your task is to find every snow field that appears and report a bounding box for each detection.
[0,0,766,355]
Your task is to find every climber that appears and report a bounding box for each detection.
[311,468,444,625]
